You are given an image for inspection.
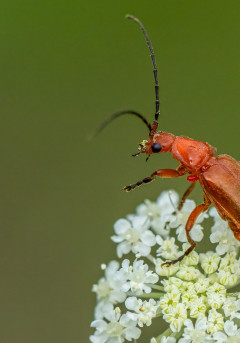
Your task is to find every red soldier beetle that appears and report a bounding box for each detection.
[97,14,240,266]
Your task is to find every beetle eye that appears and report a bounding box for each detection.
[151,142,162,153]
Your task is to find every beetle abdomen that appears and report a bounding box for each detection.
[200,155,240,238]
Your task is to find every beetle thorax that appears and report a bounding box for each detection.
[171,136,216,171]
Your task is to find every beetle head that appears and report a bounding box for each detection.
[135,132,175,159]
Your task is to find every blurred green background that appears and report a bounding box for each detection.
[0,0,240,342]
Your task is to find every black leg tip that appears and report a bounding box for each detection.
[122,186,132,192]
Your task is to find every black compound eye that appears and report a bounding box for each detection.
[151,142,162,153]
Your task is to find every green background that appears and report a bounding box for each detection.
[0,0,239,342]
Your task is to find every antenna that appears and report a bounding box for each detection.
[126,14,160,132]
[92,110,152,138]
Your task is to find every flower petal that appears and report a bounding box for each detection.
[141,230,156,246]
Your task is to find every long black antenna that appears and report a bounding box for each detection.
[92,110,152,138]
[126,14,160,130]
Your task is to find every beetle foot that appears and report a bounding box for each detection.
[122,185,134,192]
[161,253,187,267]
[122,177,153,192]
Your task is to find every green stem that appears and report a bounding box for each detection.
[146,254,154,263]
[155,328,173,342]
[227,292,240,297]
[138,292,164,299]
[174,328,184,340]
[149,284,164,291]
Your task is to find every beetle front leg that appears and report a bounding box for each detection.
[163,195,211,266]
[122,167,187,192]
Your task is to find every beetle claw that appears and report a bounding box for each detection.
[161,256,183,267]
[122,185,132,192]
[161,260,175,267]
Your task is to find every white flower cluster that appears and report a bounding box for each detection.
[90,190,240,343]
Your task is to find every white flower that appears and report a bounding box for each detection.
[223,297,240,320]
[194,278,210,294]
[159,292,181,314]
[136,190,179,237]
[161,277,183,292]
[182,247,199,266]
[179,317,210,343]
[111,216,156,257]
[156,190,179,212]
[218,270,238,287]
[181,288,198,309]
[206,282,226,309]
[118,259,158,295]
[207,309,224,334]
[154,257,179,277]
[189,298,207,318]
[180,281,196,294]
[92,261,126,310]
[209,207,240,255]
[91,190,240,343]
[151,337,177,343]
[213,320,240,343]
[207,273,219,285]
[207,282,226,296]
[216,253,240,287]
[136,199,162,218]
[137,190,179,237]
[160,337,177,343]
[156,236,179,259]
[218,252,239,272]
[176,265,200,281]
[199,251,221,274]
[94,302,116,321]
[136,199,169,238]
[163,303,187,332]
[125,297,158,327]
[170,200,206,243]
[90,307,141,343]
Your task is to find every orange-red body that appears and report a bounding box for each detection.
[143,132,240,241]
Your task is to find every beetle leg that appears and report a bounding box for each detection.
[122,168,187,192]
[178,183,196,210]
[163,195,211,266]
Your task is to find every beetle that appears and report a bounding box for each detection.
[97,14,240,265]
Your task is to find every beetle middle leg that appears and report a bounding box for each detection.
[122,166,187,192]
[163,195,211,266]
[178,182,196,210]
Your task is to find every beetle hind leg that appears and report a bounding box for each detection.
[162,242,196,267]
[162,195,211,266]
[165,224,197,265]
